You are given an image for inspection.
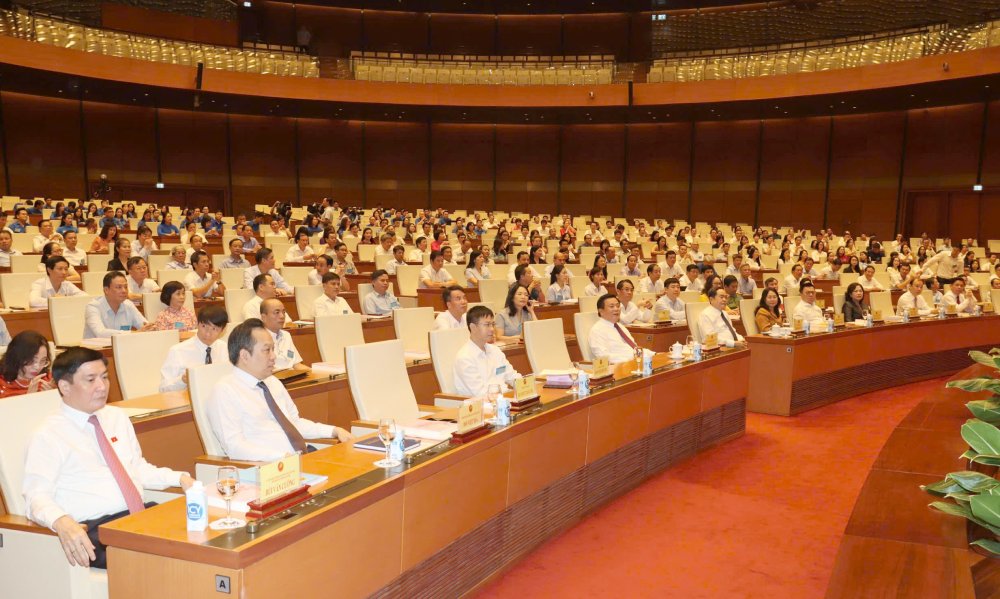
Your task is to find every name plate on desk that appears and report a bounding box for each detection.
[833,313,844,326]
[654,309,671,323]
[946,304,958,315]
[457,399,484,434]
[872,309,883,321]
[791,317,804,333]
[258,454,301,504]
[514,375,538,401]
[816,299,826,309]
[703,332,719,350]
[909,307,919,318]
[593,356,610,378]
[985,302,995,313]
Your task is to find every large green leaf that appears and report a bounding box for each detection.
[962,420,1000,455]
[968,400,1000,423]
[990,348,1000,356]
[922,478,966,496]
[931,501,1000,536]
[972,455,1000,467]
[949,378,1000,393]
[972,539,1000,555]
[948,471,1000,493]
[969,351,1000,369]
[972,493,1000,528]
[963,449,979,460]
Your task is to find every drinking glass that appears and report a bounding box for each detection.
[211,466,245,530]
[568,369,579,396]
[486,384,501,422]
[634,346,644,373]
[374,418,401,468]
[685,335,694,355]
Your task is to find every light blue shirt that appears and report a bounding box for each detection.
[363,290,400,316]
[83,296,147,338]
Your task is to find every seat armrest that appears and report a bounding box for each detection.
[306,437,341,445]
[417,403,443,413]
[0,514,55,535]
[194,455,265,468]
[433,393,469,402]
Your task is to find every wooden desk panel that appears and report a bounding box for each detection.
[3,309,53,339]
[416,287,480,310]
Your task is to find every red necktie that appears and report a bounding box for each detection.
[614,322,638,349]
[88,415,145,514]
[257,381,308,454]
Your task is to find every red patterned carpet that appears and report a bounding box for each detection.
[475,377,945,598]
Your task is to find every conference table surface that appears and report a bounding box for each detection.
[98,349,749,598]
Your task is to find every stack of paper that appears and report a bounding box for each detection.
[310,362,346,376]
[400,419,457,441]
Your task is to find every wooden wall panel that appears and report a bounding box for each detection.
[255,1,297,47]
[902,104,982,192]
[561,125,625,218]
[2,92,83,200]
[496,15,563,56]
[495,125,559,216]
[83,102,157,190]
[906,191,948,239]
[157,109,229,207]
[428,15,496,56]
[228,114,297,214]
[295,6,363,57]
[365,122,429,211]
[980,101,1000,190]
[947,192,981,243]
[562,14,630,59]
[978,191,1000,242]
[101,4,238,47]
[363,11,428,55]
[430,124,493,212]
[758,117,828,232]
[626,123,691,222]
[828,112,905,239]
[690,120,758,226]
[297,118,363,206]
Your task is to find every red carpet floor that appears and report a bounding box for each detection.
[475,377,946,599]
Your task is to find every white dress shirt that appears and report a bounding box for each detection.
[660,262,684,279]
[164,260,191,271]
[207,367,334,461]
[682,276,705,293]
[697,305,745,347]
[159,336,227,391]
[419,265,453,288]
[452,339,520,397]
[546,283,573,303]
[131,239,158,260]
[639,277,664,295]
[782,274,803,295]
[792,300,825,323]
[653,296,686,321]
[33,234,53,252]
[285,245,315,262]
[857,275,885,291]
[943,290,976,314]
[619,300,652,324]
[63,247,87,267]
[465,266,491,283]
[922,250,963,280]
[243,266,293,293]
[896,291,931,316]
[23,403,183,529]
[313,295,353,317]
[270,328,302,370]
[184,271,218,298]
[386,259,408,275]
[406,249,424,262]
[0,247,23,267]
[128,276,159,295]
[584,283,608,296]
[364,290,400,316]
[84,297,147,338]
[589,317,645,364]
[28,277,85,309]
[434,310,467,331]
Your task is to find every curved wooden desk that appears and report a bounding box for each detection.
[747,315,1000,416]
[826,363,1000,598]
[100,351,749,599]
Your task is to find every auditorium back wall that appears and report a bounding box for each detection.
[2,91,1000,239]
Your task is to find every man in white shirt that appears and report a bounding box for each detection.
[688,241,705,265]
[28,256,86,309]
[126,256,160,300]
[374,233,394,258]
[260,299,302,370]
[434,286,468,330]
[697,287,746,347]
[285,230,316,263]
[897,278,932,316]
[62,230,87,267]
[943,277,977,315]
[23,347,195,568]
[588,294,651,364]
[0,229,23,267]
[922,246,964,285]
[33,219,59,252]
[131,226,158,260]
[726,254,743,277]
[330,243,358,278]
[620,253,643,278]
[653,277,686,321]
[506,251,533,284]
[243,247,293,294]
[220,238,250,269]
[659,250,684,279]
[817,258,842,280]
[679,264,703,292]
[639,263,665,297]
[408,237,429,262]
[159,305,229,391]
[313,272,354,317]
[385,245,408,275]
[364,269,401,316]
[783,264,805,295]
[185,250,223,299]
[84,272,152,338]
[452,305,521,396]
[419,250,457,289]
[545,251,575,278]
[857,265,885,291]
[243,273,289,323]
[616,279,653,324]
[207,319,352,461]
[792,281,828,323]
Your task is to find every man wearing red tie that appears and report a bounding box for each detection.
[588,293,655,364]
[22,347,196,568]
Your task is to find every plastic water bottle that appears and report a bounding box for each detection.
[577,370,590,397]
[938,304,946,319]
[389,432,406,462]
[803,319,811,335]
[642,351,653,376]
[902,310,909,323]
[826,318,834,333]
[976,304,983,317]
[496,396,512,425]
[185,481,208,532]
[692,342,703,362]
[866,313,873,328]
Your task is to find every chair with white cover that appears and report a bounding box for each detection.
[10,253,40,273]
[345,339,422,434]
[833,291,846,316]
[112,330,179,401]
[679,290,701,303]
[579,295,599,313]
[279,266,312,288]
[156,269,188,286]
[224,288,254,324]
[0,272,38,309]
[141,291,193,321]
[357,283,375,315]
[684,302,710,342]
[523,318,574,373]
[294,284,324,321]
[392,307,434,356]
[429,326,471,406]
[394,264,421,296]
[357,244,376,262]
[784,296,801,317]
[478,278,509,307]
[220,268,245,290]
[574,311,600,362]
[188,362,239,482]
[49,294,93,347]
[991,288,1000,308]
[869,291,895,317]
[739,298,760,335]
[316,313,364,370]
[569,276,589,298]
[0,390,109,599]
[82,270,109,295]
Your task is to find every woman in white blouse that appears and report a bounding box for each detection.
[465,250,491,287]
[546,265,573,303]
[584,267,609,296]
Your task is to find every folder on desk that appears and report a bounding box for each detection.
[353,437,421,453]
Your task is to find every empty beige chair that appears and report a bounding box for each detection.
[784,296,801,317]
[48,294,92,347]
[280,266,312,288]
[357,244,376,262]
[0,389,109,598]
[739,298,760,335]
[156,269,188,286]
[294,284,324,321]
[220,267,245,290]
[0,273,38,309]
[81,270,108,295]
[869,291,895,317]
[141,290,193,321]
[429,326,472,404]
[392,306,434,356]
[345,339,422,434]
[113,330,179,401]
[574,311,600,362]
[685,302,710,342]
[395,264,421,296]
[315,313,364,370]
[189,362,234,459]
[225,288,254,324]
[523,318,574,373]
[10,254,40,273]
[579,295,599,313]
[478,278,509,307]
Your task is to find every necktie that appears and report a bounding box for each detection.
[205,346,212,365]
[88,415,145,514]
[721,312,738,340]
[613,322,638,349]
[256,381,307,454]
